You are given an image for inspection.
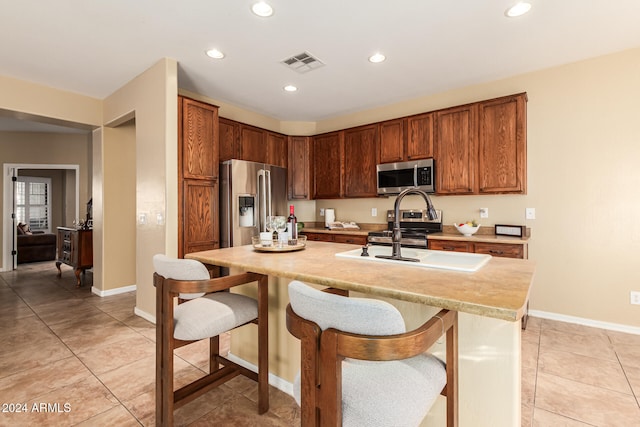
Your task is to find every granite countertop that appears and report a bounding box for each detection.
[187,241,535,322]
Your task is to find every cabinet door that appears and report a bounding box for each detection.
[333,234,367,245]
[182,179,219,255]
[288,136,312,200]
[428,239,472,252]
[474,242,524,259]
[406,112,434,160]
[304,232,334,242]
[239,125,267,163]
[344,124,378,198]
[266,132,288,168]
[435,104,477,194]
[379,119,404,163]
[219,117,239,163]
[313,132,343,199]
[478,93,527,194]
[180,97,218,180]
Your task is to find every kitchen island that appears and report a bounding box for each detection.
[187,241,535,426]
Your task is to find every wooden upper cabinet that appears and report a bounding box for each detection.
[344,124,379,198]
[435,104,478,194]
[266,132,287,168]
[239,124,266,163]
[478,93,527,194]
[313,131,343,199]
[219,117,239,163]
[379,119,404,163]
[379,113,434,164]
[406,112,434,160]
[180,97,219,180]
[288,136,312,200]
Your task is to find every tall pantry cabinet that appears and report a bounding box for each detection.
[178,96,220,258]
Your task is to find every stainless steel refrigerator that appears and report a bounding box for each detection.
[220,159,287,248]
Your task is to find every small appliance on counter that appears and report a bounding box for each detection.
[367,209,442,248]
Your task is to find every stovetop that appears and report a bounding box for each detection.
[367,209,443,248]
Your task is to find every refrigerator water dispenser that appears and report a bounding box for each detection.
[239,196,255,227]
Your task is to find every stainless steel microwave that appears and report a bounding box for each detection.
[376,159,435,195]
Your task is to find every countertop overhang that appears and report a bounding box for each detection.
[186,241,535,322]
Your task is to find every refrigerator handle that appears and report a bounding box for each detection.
[257,169,272,232]
[265,169,272,219]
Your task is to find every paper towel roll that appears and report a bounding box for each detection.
[325,208,335,227]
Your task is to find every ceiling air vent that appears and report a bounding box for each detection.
[281,52,325,74]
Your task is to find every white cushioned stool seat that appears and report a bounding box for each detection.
[174,292,258,341]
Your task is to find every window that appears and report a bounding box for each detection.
[15,176,52,233]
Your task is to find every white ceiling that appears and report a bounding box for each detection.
[1,0,640,129]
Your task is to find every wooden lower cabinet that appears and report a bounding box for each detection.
[181,179,219,256]
[427,240,472,253]
[303,232,367,246]
[428,239,526,259]
[474,242,524,259]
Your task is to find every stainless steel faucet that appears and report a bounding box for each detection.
[376,188,438,262]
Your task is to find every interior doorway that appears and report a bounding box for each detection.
[2,163,80,271]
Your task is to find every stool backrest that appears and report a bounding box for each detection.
[288,280,406,336]
[152,254,209,299]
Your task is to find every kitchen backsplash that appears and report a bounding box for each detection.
[292,194,532,228]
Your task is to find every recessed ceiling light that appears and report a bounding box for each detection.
[505,2,532,17]
[205,49,225,59]
[283,85,298,92]
[368,53,386,63]
[251,1,274,17]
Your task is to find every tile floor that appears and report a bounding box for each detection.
[1,262,639,426]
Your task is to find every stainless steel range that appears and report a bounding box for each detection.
[367,209,443,249]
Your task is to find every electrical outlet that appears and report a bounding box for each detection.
[525,208,536,220]
[371,208,377,217]
[320,208,325,216]
[631,291,640,305]
[480,208,489,219]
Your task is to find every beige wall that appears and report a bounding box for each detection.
[102,58,179,316]
[98,123,136,291]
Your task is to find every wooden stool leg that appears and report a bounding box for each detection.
[257,274,269,414]
[446,312,459,427]
[210,336,220,373]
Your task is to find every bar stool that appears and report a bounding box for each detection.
[153,254,269,426]
[286,280,458,427]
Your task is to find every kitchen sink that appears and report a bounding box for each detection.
[335,246,491,272]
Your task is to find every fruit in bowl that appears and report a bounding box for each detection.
[454,221,480,237]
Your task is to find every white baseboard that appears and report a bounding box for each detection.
[91,284,137,297]
[529,309,640,336]
[226,352,294,397]
[134,307,156,324]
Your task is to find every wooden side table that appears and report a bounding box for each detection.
[56,227,93,287]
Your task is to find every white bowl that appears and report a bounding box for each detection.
[454,223,480,237]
